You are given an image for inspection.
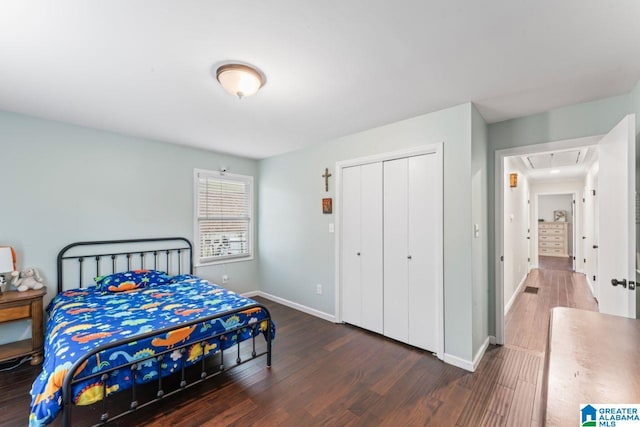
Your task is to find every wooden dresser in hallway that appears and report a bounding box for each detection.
[543,308,640,426]
[538,222,568,257]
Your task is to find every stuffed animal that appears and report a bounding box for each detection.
[11,267,45,292]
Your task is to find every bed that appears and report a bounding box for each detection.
[29,237,274,427]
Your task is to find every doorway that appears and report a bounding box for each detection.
[494,134,602,344]
[496,114,637,344]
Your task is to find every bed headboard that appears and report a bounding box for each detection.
[57,237,193,293]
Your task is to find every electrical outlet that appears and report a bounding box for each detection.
[316,284,322,295]
[222,274,229,284]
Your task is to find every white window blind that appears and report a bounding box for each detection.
[195,170,253,264]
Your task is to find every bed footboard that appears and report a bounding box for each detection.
[61,303,273,427]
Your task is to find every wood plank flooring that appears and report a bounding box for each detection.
[2,267,598,427]
[537,256,573,272]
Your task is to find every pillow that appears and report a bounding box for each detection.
[169,274,200,284]
[95,269,171,292]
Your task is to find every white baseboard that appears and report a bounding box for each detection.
[443,353,474,372]
[445,335,490,373]
[489,335,497,345]
[247,291,336,323]
[504,272,528,315]
[472,336,491,371]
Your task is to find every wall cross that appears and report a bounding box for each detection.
[322,167,332,192]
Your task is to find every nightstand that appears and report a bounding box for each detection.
[0,288,46,365]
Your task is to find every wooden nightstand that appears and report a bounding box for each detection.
[0,288,46,365]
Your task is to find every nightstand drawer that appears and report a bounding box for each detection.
[0,288,46,365]
[0,304,30,322]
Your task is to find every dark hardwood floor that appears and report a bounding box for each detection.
[3,269,598,427]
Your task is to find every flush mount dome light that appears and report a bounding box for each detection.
[216,63,264,99]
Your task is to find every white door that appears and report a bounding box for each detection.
[583,186,598,297]
[360,163,383,333]
[571,195,576,271]
[341,164,384,332]
[407,154,439,351]
[597,115,636,318]
[383,158,409,343]
[341,166,363,327]
[384,154,440,351]
[527,192,532,271]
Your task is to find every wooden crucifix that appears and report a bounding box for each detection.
[322,167,332,192]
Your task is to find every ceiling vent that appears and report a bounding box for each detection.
[526,150,583,169]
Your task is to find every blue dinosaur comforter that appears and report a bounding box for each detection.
[29,277,274,427]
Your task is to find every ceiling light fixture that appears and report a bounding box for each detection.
[550,169,560,174]
[216,63,264,99]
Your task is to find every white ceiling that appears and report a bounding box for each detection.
[1,1,639,159]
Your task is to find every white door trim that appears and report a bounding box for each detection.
[494,135,602,344]
[334,143,444,360]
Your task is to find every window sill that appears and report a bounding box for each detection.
[195,255,254,268]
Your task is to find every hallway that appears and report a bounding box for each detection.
[497,264,598,425]
[505,265,598,353]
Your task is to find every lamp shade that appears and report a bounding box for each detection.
[216,64,264,98]
[0,247,14,273]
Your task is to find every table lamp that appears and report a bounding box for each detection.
[0,246,16,295]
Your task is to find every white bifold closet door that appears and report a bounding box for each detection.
[341,163,383,333]
[383,154,439,351]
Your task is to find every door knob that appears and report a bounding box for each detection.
[357,252,361,256]
[593,245,599,249]
[611,278,627,288]
[407,255,412,260]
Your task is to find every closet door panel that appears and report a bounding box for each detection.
[407,154,439,351]
[341,166,362,327]
[360,162,384,333]
[383,158,409,343]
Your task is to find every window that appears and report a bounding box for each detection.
[194,169,253,264]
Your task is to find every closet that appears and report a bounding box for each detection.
[340,148,442,354]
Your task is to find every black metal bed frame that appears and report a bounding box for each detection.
[55,237,273,427]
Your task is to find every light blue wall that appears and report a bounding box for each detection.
[487,93,632,333]
[0,110,260,345]
[259,103,476,361]
[471,105,489,356]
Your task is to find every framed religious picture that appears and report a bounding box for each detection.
[322,198,332,214]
